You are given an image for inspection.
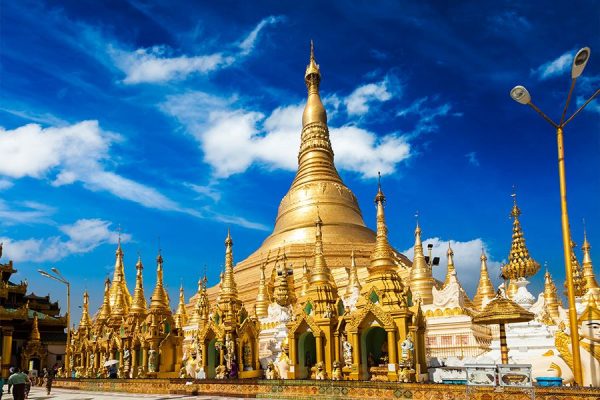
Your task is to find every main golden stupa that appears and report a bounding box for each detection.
[204,42,411,309]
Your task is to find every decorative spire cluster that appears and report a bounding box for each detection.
[473,249,496,311]
[190,274,210,326]
[409,220,434,305]
[501,194,540,298]
[306,213,338,316]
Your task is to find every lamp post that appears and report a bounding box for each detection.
[510,47,599,386]
[38,268,71,376]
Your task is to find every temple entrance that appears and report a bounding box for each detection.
[360,326,386,380]
[297,332,316,379]
[28,357,40,371]
[206,338,219,379]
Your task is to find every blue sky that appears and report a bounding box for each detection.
[1,1,599,324]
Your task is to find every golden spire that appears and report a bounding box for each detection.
[345,250,362,297]
[273,249,293,307]
[300,258,311,298]
[218,229,241,318]
[174,284,188,329]
[361,177,406,309]
[30,312,41,342]
[149,250,170,313]
[129,255,147,316]
[442,243,456,289]
[473,249,496,311]
[566,238,586,297]
[109,238,132,312]
[582,229,599,291]
[79,290,92,329]
[255,254,270,318]
[543,269,562,323]
[96,277,112,324]
[190,274,210,326]
[409,219,434,304]
[501,193,540,298]
[306,213,338,316]
[302,40,326,128]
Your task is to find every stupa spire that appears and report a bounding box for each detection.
[129,255,147,316]
[190,274,209,326]
[149,250,170,312]
[79,290,92,329]
[306,213,338,316]
[30,312,41,342]
[473,249,496,310]
[255,255,270,319]
[220,229,238,300]
[501,192,540,298]
[443,243,456,289]
[109,237,132,312]
[300,258,311,298]
[566,238,586,297]
[345,250,362,297]
[174,284,188,329]
[96,277,112,324]
[543,269,562,323]
[274,249,293,307]
[409,218,434,304]
[582,228,599,291]
[368,173,397,274]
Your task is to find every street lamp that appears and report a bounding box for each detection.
[38,267,71,377]
[510,46,599,386]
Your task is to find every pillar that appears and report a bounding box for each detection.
[315,335,323,364]
[201,341,208,368]
[1,327,14,378]
[131,348,138,376]
[333,333,340,362]
[499,323,508,364]
[387,330,397,364]
[142,347,148,371]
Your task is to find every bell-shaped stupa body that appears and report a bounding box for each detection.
[204,42,411,309]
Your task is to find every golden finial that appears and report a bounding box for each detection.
[130,255,147,316]
[79,290,92,329]
[409,218,434,305]
[442,243,456,288]
[581,222,599,291]
[501,192,540,298]
[473,248,496,311]
[174,283,188,329]
[543,268,562,323]
[30,312,41,342]
[149,249,170,313]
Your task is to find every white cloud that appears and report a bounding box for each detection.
[576,95,600,115]
[397,96,454,139]
[0,200,55,225]
[345,78,393,116]
[111,16,283,84]
[0,218,130,262]
[402,237,503,297]
[161,93,412,179]
[531,51,573,80]
[0,179,13,190]
[0,121,179,211]
[239,16,285,55]
[465,151,479,167]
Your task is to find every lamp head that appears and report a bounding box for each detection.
[38,269,51,277]
[510,85,531,105]
[51,267,60,274]
[572,47,591,79]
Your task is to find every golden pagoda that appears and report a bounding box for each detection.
[543,269,562,323]
[501,194,540,298]
[203,42,411,310]
[409,221,434,305]
[472,249,496,311]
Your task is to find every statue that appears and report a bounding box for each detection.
[398,367,414,383]
[224,333,235,370]
[314,361,327,380]
[228,360,239,379]
[323,303,334,319]
[123,349,131,374]
[148,349,158,373]
[215,364,228,379]
[531,304,600,386]
[243,343,252,370]
[331,361,342,380]
[342,336,353,367]
[400,333,414,366]
[179,366,187,378]
[265,361,278,379]
[185,352,199,378]
[275,349,290,379]
[196,366,206,379]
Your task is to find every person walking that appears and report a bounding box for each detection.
[23,370,32,399]
[7,368,27,400]
[44,367,55,395]
[0,375,4,400]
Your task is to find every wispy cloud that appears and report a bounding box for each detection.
[111,16,283,84]
[397,96,456,139]
[466,151,480,167]
[0,200,55,225]
[0,121,178,210]
[0,180,13,190]
[402,237,503,297]
[488,11,532,34]
[0,106,68,127]
[0,218,130,262]
[531,51,573,80]
[344,77,395,116]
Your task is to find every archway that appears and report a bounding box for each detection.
[28,357,41,372]
[360,326,386,380]
[297,332,316,379]
[206,338,219,379]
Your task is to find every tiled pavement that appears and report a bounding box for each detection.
[0,386,244,400]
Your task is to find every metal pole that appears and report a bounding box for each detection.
[555,126,583,385]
